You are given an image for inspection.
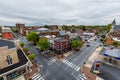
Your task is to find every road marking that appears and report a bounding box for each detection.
[34,75,41,80]
[76,67,80,71]
[32,74,44,80]
[75,66,79,70]
[62,59,80,71]
[32,74,40,79]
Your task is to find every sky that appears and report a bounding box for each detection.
[0,0,120,26]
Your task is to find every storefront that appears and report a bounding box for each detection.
[6,68,26,80]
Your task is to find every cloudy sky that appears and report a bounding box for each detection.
[0,0,120,26]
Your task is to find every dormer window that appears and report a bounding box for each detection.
[6,55,12,65]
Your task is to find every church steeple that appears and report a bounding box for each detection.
[112,19,116,25]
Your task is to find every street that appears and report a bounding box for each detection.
[17,34,99,80]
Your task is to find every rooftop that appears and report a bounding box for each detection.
[110,32,120,37]
[0,49,28,75]
[0,40,15,49]
[104,49,120,60]
[59,31,66,36]
[114,25,120,32]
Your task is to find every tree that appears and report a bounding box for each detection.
[23,47,29,54]
[26,32,38,45]
[71,40,82,50]
[37,37,49,51]
[20,42,24,47]
[44,25,49,28]
[106,24,112,32]
[100,38,104,42]
[12,29,18,33]
[82,26,86,31]
[113,41,119,46]
[28,53,35,61]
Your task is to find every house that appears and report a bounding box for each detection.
[83,29,96,37]
[59,31,68,39]
[1,26,13,40]
[0,40,29,80]
[110,32,120,41]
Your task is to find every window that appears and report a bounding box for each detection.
[6,55,12,65]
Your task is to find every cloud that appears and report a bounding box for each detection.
[0,0,120,25]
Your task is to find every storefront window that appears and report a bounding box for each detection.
[6,68,26,80]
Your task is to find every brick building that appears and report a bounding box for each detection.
[0,40,29,80]
[1,26,13,40]
[16,23,25,34]
[54,39,68,53]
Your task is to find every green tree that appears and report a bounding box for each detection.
[71,40,82,50]
[106,24,112,32]
[20,42,24,47]
[44,25,49,28]
[113,41,119,46]
[12,29,18,33]
[100,38,104,42]
[23,47,29,54]
[26,32,38,45]
[28,53,35,61]
[37,37,49,51]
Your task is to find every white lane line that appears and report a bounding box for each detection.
[72,65,76,68]
[70,63,73,67]
[69,63,72,66]
[32,74,40,79]
[38,77,43,80]
[75,66,79,70]
[34,75,41,80]
[76,67,80,71]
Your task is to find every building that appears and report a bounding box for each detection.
[48,25,58,31]
[54,39,68,54]
[59,31,68,39]
[111,19,120,32]
[83,30,96,37]
[1,26,13,40]
[103,48,120,67]
[16,23,25,34]
[110,32,120,41]
[0,40,29,80]
[48,38,69,54]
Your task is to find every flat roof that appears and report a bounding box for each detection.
[104,49,120,60]
[0,49,28,75]
[0,40,15,49]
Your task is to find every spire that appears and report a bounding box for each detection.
[112,19,116,25]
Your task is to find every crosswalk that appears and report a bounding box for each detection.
[62,59,80,71]
[32,74,44,80]
[75,74,87,80]
[48,58,56,65]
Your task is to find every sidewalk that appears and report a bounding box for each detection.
[24,64,40,80]
[54,51,75,61]
[82,47,103,80]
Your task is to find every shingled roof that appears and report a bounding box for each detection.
[0,39,15,49]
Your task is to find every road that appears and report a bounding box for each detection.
[16,34,98,80]
[98,63,120,80]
